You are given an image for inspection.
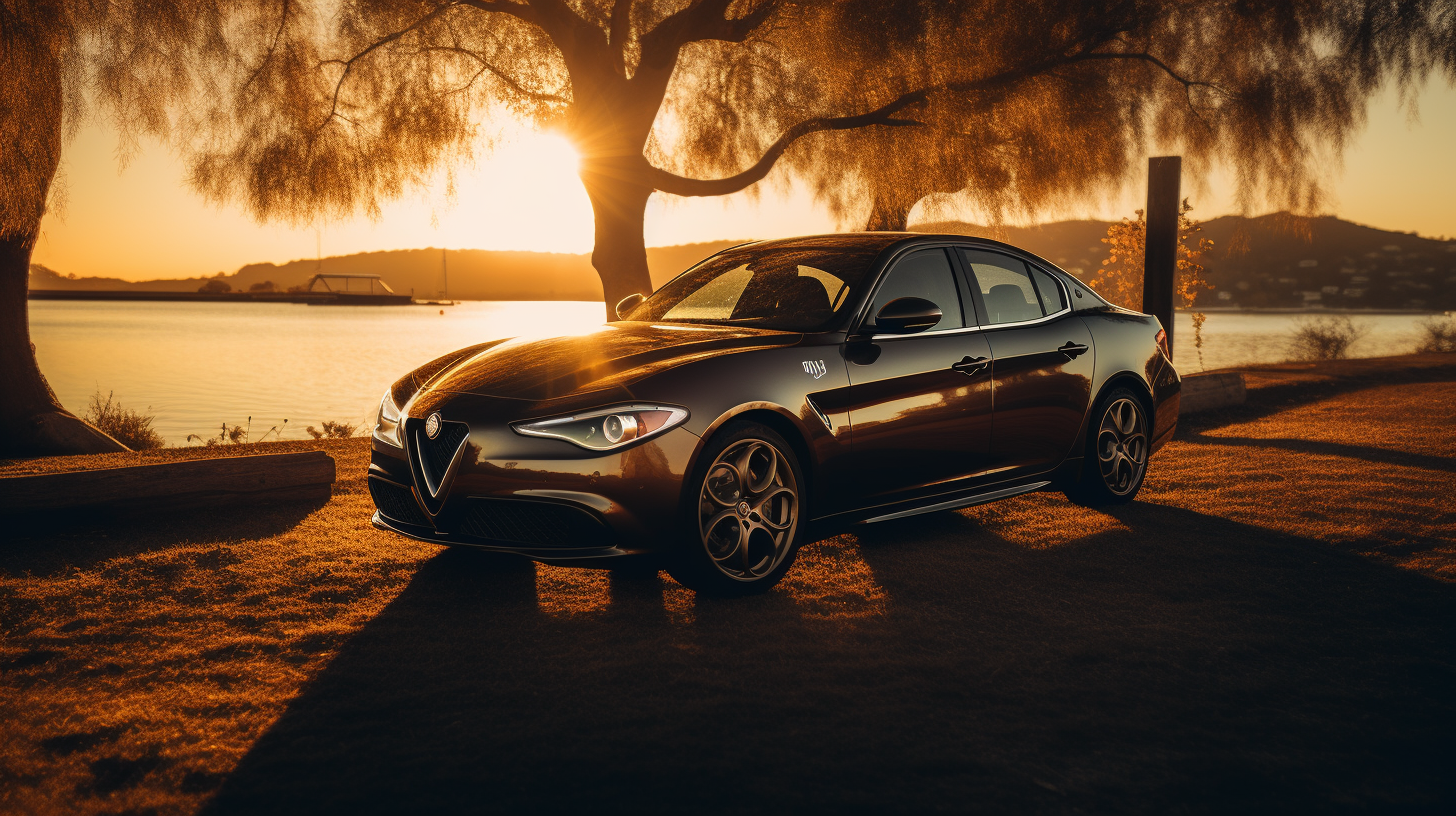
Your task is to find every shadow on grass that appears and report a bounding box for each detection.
[1177,360,1456,437]
[1179,430,1456,473]
[0,497,328,577]
[204,503,1456,815]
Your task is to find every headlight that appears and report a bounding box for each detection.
[372,389,403,448]
[512,404,689,451]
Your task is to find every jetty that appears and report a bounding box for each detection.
[29,273,415,305]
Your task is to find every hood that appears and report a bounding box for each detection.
[424,323,801,401]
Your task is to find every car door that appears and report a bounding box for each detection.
[845,247,995,507]
[957,248,1095,475]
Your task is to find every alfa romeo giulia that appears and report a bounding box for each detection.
[367,233,1180,595]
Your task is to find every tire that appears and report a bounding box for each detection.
[665,422,807,597]
[1064,387,1151,506]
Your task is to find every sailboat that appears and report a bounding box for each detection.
[416,248,458,306]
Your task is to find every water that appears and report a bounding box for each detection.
[28,301,1442,445]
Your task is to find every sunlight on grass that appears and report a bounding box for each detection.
[660,577,697,626]
[533,563,611,618]
[958,492,1128,549]
[779,535,888,620]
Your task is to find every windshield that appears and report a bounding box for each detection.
[624,239,887,332]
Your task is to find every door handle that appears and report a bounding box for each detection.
[951,355,990,377]
[1058,341,1089,358]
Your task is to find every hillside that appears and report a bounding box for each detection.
[29,214,1456,309]
[29,241,742,302]
[917,213,1456,310]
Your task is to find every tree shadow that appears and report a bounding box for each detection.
[1178,430,1456,473]
[1176,360,1456,436]
[204,503,1456,815]
[0,497,328,577]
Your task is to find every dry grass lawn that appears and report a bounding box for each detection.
[1,356,1453,814]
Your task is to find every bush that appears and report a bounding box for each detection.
[1288,316,1368,361]
[198,279,231,294]
[84,390,165,450]
[306,420,358,439]
[248,280,276,293]
[1415,317,1456,353]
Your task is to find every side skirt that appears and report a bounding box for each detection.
[859,481,1051,525]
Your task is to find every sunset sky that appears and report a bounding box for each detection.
[30,78,1456,283]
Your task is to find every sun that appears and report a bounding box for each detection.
[442,128,594,254]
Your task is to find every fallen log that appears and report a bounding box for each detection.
[0,451,335,517]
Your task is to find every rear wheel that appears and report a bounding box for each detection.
[1065,387,1150,506]
[666,422,805,597]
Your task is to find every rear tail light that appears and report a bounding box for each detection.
[1155,329,1169,357]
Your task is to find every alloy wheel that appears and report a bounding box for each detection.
[697,438,800,581]
[1096,397,1148,496]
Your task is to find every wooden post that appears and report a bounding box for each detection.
[1143,156,1181,356]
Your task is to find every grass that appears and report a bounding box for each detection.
[1416,316,1456,353]
[83,390,164,451]
[1288,315,1368,360]
[1,357,1454,814]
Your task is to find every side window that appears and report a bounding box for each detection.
[869,249,964,331]
[1031,267,1067,314]
[959,249,1044,325]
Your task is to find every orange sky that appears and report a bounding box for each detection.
[31,78,1456,282]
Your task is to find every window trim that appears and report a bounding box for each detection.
[850,240,1074,341]
[857,245,971,337]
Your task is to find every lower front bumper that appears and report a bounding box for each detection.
[370,509,655,566]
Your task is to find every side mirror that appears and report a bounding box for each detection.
[615,292,646,321]
[872,297,942,334]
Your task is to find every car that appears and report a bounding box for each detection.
[367,233,1181,595]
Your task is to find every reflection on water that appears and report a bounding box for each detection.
[27,299,1441,444]
[29,300,604,444]
[1168,310,1433,373]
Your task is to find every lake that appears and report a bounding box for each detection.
[28,300,1443,445]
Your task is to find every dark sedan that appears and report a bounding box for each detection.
[367,233,1180,595]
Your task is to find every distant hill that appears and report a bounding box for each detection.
[29,240,743,302]
[29,214,1456,309]
[916,213,1456,310]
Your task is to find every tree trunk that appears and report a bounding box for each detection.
[0,25,126,458]
[863,189,919,232]
[581,163,655,322]
[0,233,127,457]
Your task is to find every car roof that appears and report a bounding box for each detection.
[739,232,1062,271]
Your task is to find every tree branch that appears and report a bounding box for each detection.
[318,3,460,125]
[609,0,633,76]
[417,45,571,105]
[639,0,777,71]
[646,47,1221,198]
[242,0,291,91]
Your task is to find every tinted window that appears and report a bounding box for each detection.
[1031,267,1067,314]
[869,249,964,331]
[960,249,1043,325]
[629,241,881,332]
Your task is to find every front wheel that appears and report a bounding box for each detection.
[1065,388,1151,506]
[666,422,805,597]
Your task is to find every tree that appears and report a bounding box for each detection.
[1,1,223,456]
[1091,199,1214,368]
[4,1,1454,455]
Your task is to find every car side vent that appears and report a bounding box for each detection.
[458,498,612,549]
[368,477,431,528]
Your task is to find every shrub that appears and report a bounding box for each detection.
[198,279,231,294]
[1288,316,1368,361]
[84,390,165,450]
[306,420,358,440]
[248,280,276,293]
[1415,317,1456,353]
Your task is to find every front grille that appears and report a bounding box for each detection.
[457,498,612,549]
[369,477,430,527]
[415,420,470,484]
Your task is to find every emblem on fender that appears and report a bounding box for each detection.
[802,360,827,379]
[425,412,442,439]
